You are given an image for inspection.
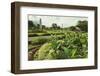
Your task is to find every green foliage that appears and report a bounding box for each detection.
[69,26,76,31]
[34,43,53,60]
[30,37,49,45]
[33,31,88,60]
[68,20,88,32]
[28,20,36,29]
[51,23,61,29]
[28,33,50,37]
[76,20,88,32]
[28,20,88,60]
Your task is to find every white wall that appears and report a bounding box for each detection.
[0,0,100,76]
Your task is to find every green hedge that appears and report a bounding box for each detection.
[28,33,51,37]
[29,37,50,45]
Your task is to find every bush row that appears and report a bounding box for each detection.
[28,33,51,37]
[28,32,65,37]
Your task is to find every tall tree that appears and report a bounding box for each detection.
[28,20,36,29]
[76,20,88,32]
[52,23,58,29]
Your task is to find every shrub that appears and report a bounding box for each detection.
[33,32,88,60]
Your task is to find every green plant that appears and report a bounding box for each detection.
[30,31,88,60]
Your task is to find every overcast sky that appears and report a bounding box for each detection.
[28,15,88,28]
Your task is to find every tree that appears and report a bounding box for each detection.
[28,20,36,29]
[52,23,58,29]
[42,25,46,29]
[57,26,61,29]
[69,26,76,31]
[37,24,40,29]
[76,20,88,32]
